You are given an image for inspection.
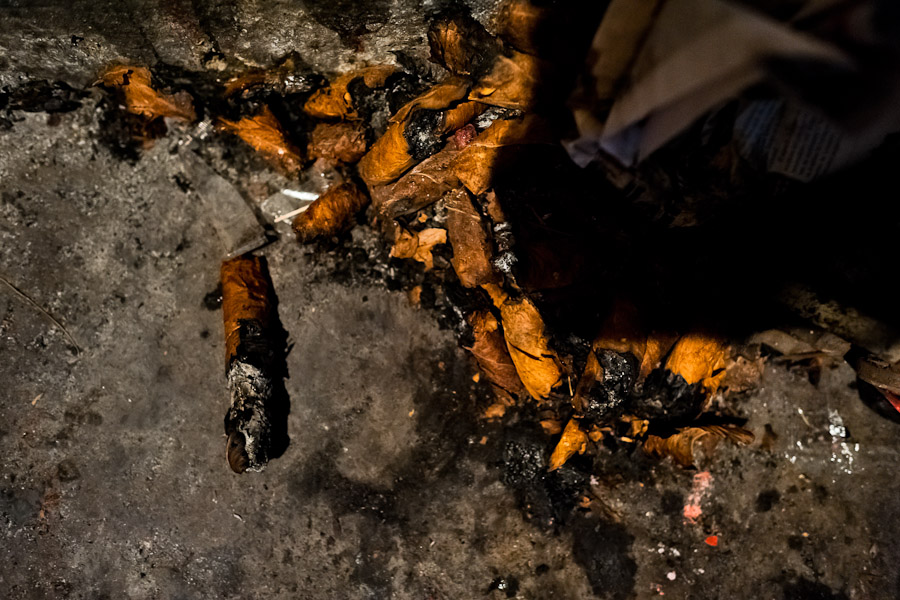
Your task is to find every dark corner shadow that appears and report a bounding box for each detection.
[450,0,900,427]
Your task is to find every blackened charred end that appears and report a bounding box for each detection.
[404,109,444,161]
[226,430,250,474]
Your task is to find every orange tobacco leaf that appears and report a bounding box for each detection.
[97,65,195,122]
[482,283,563,401]
[549,419,588,471]
[390,227,447,271]
[665,333,729,394]
[292,182,369,243]
[218,106,303,175]
[643,425,754,467]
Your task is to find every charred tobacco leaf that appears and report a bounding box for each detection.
[483,284,564,401]
[664,333,728,395]
[292,182,369,243]
[97,65,196,122]
[573,301,675,419]
[580,349,638,423]
[427,10,500,77]
[218,106,304,175]
[632,334,729,422]
[96,95,168,160]
[445,188,497,288]
[358,79,476,186]
[465,309,527,413]
[389,227,447,271]
[404,108,447,161]
[636,368,711,423]
[302,66,398,120]
[307,121,369,164]
[501,434,587,530]
[643,424,754,468]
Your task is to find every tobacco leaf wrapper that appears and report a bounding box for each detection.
[450,115,555,196]
[371,142,460,219]
[643,424,754,467]
[218,106,304,175]
[307,121,369,164]
[429,10,551,109]
[221,256,277,473]
[445,188,497,288]
[483,284,563,401]
[293,182,369,243]
[97,65,196,122]
[469,51,552,111]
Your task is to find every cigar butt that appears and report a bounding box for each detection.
[221,255,277,473]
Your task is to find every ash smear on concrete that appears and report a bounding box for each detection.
[2,3,900,599]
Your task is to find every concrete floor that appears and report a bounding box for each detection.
[2,3,900,599]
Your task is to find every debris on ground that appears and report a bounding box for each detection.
[59,4,900,594]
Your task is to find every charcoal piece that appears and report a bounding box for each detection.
[631,367,708,423]
[403,109,444,160]
[581,349,637,422]
[501,434,587,530]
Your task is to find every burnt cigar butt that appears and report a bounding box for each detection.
[221,255,278,473]
[292,182,369,243]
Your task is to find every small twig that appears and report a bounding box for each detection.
[0,274,81,352]
[274,204,312,223]
[280,189,319,201]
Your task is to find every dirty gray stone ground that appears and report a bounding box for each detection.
[2,3,900,599]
